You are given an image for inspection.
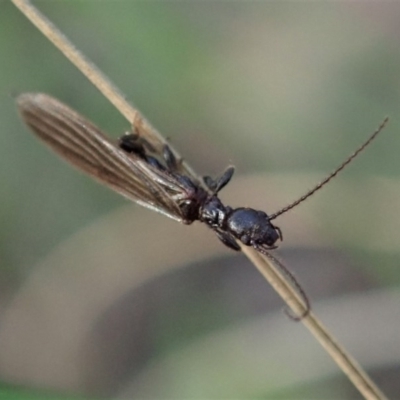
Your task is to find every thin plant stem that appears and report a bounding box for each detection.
[12,1,388,399]
[242,247,387,400]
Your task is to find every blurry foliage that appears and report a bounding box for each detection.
[0,383,91,400]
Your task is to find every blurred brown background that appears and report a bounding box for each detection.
[0,2,399,399]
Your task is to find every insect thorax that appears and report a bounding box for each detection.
[198,196,228,228]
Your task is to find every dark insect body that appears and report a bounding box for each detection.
[17,93,389,319]
[118,133,282,252]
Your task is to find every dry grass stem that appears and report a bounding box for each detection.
[243,247,387,400]
[12,1,388,399]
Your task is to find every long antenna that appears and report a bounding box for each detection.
[255,245,310,320]
[269,117,389,221]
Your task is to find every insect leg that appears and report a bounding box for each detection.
[203,166,235,193]
[203,175,217,192]
[215,230,241,251]
[213,166,235,193]
[273,225,283,241]
[254,245,310,320]
[118,133,146,156]
[162,144,179,171]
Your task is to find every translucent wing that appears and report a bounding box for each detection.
[17,93,190,222]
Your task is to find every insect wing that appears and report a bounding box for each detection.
[17,93,186,222]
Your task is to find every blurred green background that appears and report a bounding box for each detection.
[1,1,400,399]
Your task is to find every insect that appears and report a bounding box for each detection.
[17,93,388,317]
